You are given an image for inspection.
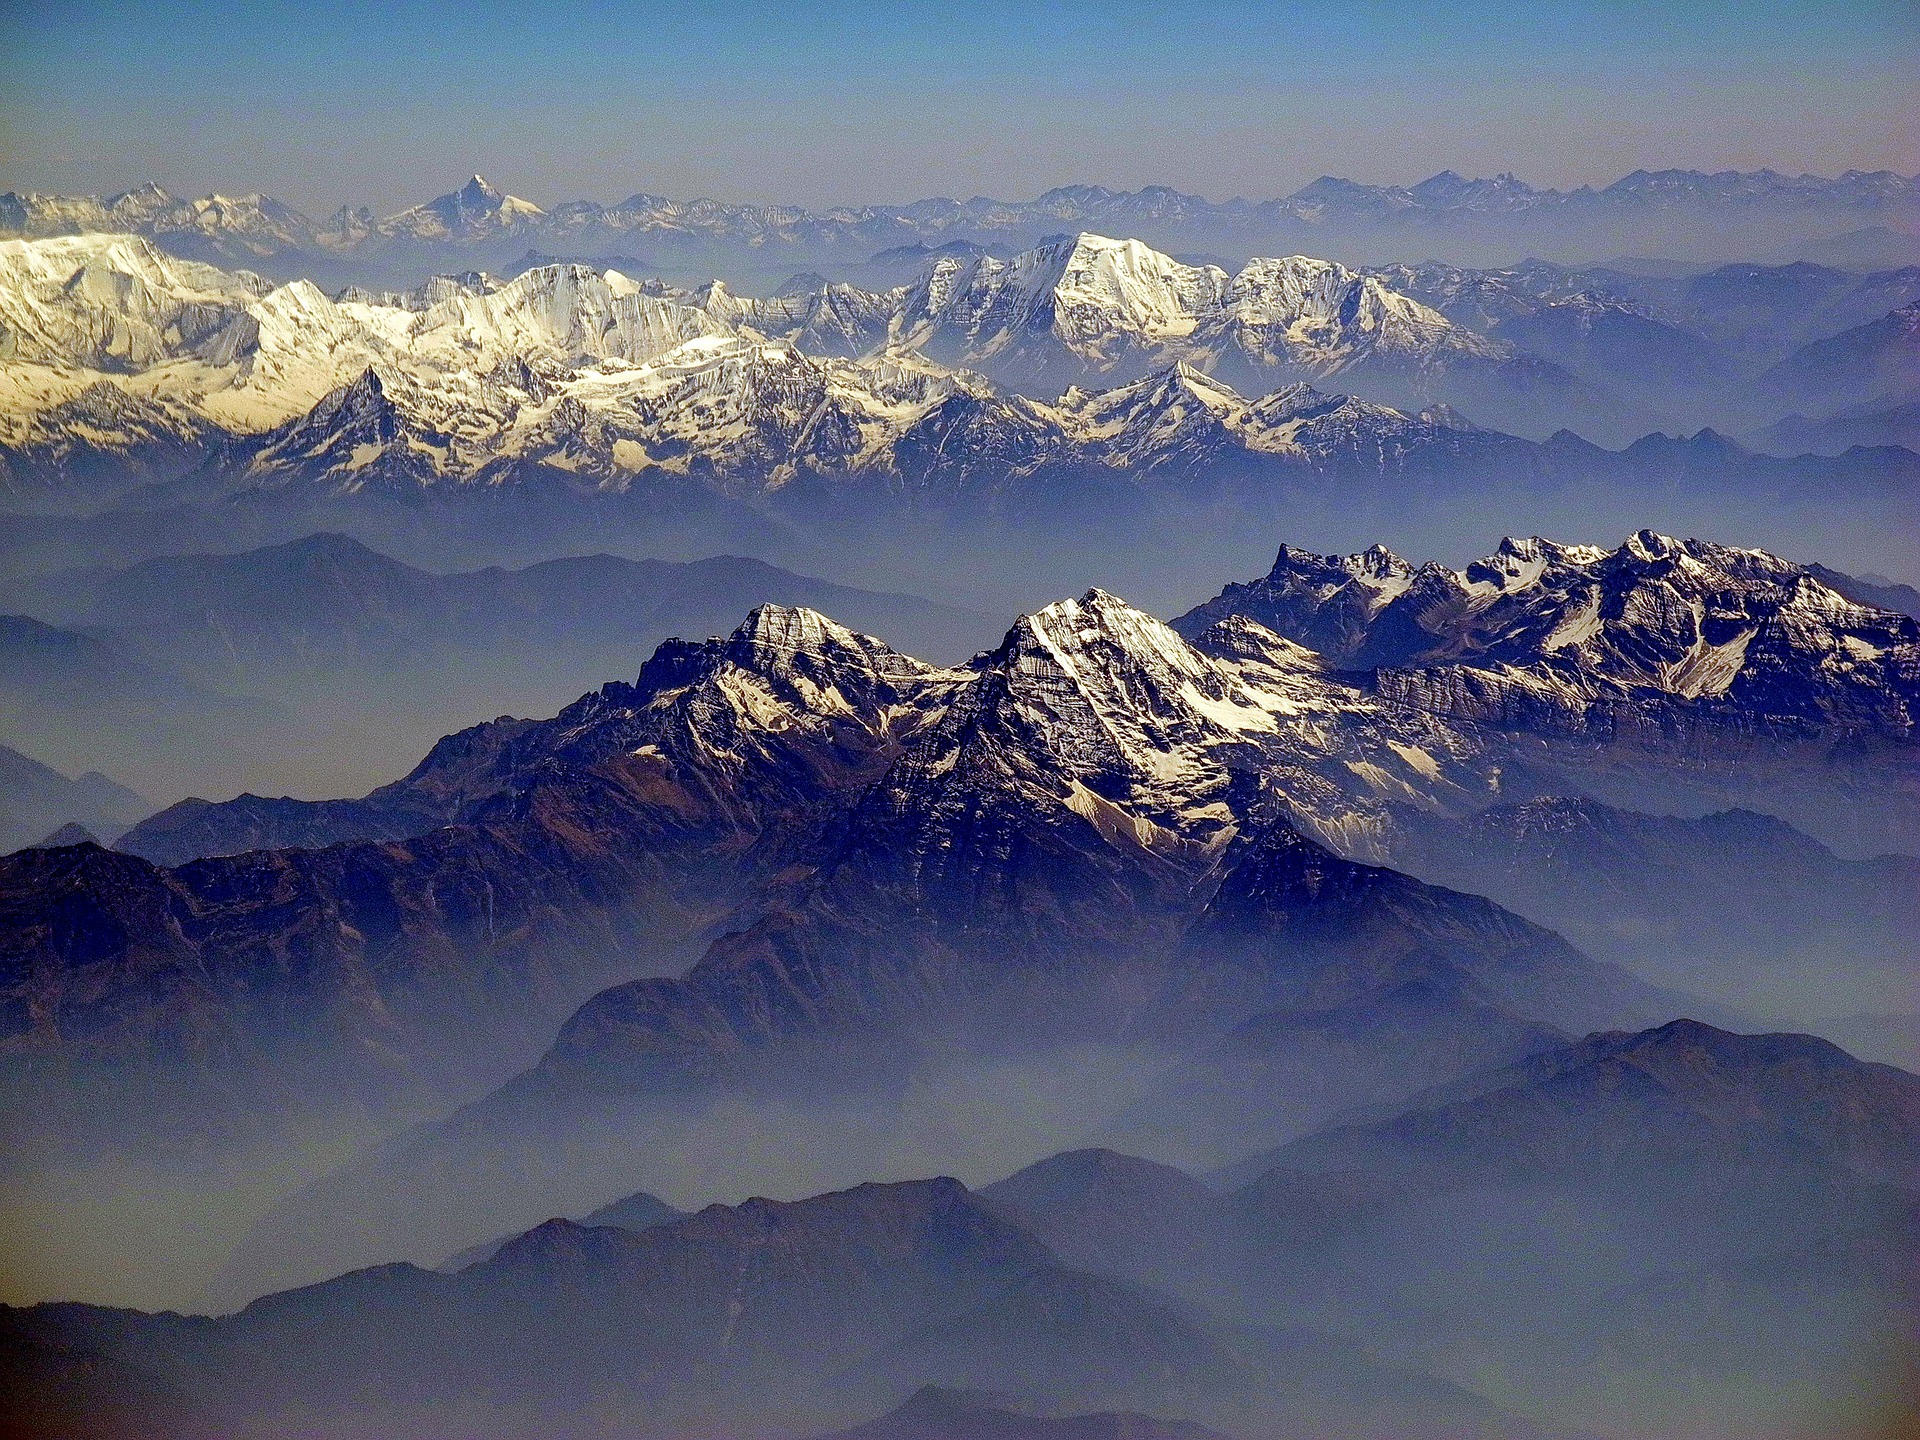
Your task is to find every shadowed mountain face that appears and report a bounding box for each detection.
[983,1023,1920,1440]
[1757,301,1920,416]
[0,1173,1574,1440]
[0,606,967,1159]
[198,594,1682,1300]
[1230,1018,1920,1190]
[7,547,1912,1298]
[5,1021,1911,1440]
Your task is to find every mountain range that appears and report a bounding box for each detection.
[4,1018,1913,1439]
[6,143,1919,1440]
[0,743,144,853]
[5,528,1914,1308]
[0,531,996,805]
[5,167,1917,284]
[2,509,1916,1438]
[4,229,1918,549]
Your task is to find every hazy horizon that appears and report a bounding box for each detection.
[4,0,1915,215]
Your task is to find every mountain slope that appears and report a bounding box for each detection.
[0,232,1630,502]
[981,1023,1920,1439]
[1758,301,1920,414]
[1386,797,1920,1028]
[208,592,1671,1297]
[0,606,967,1154]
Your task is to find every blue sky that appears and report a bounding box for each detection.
[2,0,1913,212]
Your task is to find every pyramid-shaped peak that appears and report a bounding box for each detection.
[731,603,866,653]
[1351,541,1414,576]
[1132,361,1242,401]
[718,605,942,684]
[109,180,174,208]
[1013,589,1215,682]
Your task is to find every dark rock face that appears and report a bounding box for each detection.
[192,594,1671,1298]
[0,1171,1570,1440]
[0,1179,1058,1438]
[0,606,966,1147]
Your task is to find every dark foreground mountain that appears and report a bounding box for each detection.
[7,1021,1910,1440]
[0,606,965,1160]
[995,1023,1920,1440]
[0,1175,1570,1440]
[7,538,1911,1299]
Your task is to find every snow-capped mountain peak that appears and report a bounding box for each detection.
[1183,532,1920,736]
[374,176,547,243]
[881,587,1496,861]
[1046,233,1228,345]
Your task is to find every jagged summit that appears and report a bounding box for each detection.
[1182,531,1920,735]
[864,586,1495,864]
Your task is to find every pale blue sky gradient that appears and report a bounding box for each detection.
[2,0,1913,212]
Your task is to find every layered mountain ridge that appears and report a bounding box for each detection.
[6,166,1916,278]
[5,1018,1914,1440]
[0,230,1606,501]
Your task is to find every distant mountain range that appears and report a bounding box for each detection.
[0,531,993,806]
[0,743,144,853]
[13,530,993,697]
[3,522,1916,1439]
[1385,796,1920,1051]
[5,167,1917,283]
[6,156,1918,1440]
